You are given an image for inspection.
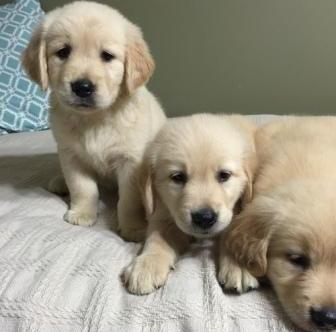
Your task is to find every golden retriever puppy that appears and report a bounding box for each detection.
[122,113,257,295]
[22,1,166,241]
[224,116,336,331]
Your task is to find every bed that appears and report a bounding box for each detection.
[0,115,299,332]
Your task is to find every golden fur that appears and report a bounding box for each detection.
[22,1,166,241]
[225,116,336,331]
[122,113,257,295]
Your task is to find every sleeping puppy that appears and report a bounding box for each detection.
[122,113,257,295]
[22,1,166,241]
[224,117,336,331]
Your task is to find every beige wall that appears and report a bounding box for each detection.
[8,0,336,116]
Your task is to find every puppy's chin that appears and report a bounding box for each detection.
[190,230,221,239]
[271,281,326,332]
[67,101,98,112]
[62,98,112,113]
[56,91,117,114]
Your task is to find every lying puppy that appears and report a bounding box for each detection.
[122,113,257,295]
[22,1,165,241]
[224,117,336,331]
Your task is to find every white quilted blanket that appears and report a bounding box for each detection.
[0,115,299,332]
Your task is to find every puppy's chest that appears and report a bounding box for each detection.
[75,126,138,177]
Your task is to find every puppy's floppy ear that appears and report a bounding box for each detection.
[21,21,48,90]
[230,116,258,204]
[242,151,258,204]
[225,201,272,277]
[138,158,156,216]
[125,24,155,93]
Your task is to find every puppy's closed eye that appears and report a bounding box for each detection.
[286,253,311,270]
[170,171,188,185]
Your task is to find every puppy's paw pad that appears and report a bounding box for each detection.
[48,176,68,195]
[219,283,238,293]
[218,263,259,294]
[242,270,259,291]
[64,210,96,227]
[122,255,171,295]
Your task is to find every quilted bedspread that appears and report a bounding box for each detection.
[0,115,299,332]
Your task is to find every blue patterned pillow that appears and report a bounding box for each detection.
[0,0,49,134]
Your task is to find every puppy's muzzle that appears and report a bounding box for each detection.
[191,208,217,230]
[71,79,95,99]
[310,307,336,330]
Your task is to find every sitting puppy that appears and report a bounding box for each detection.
[22,1,166,241]
[224,117,336,331]
[123,113,257,295]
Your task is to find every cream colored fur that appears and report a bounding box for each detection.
[225,116,336,331]
[122,113,257,295]
[22,1,166,241]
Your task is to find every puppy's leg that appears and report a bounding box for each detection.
[60,151,98,227]
[48,175,68,195]
[117,165,147,242]
[217,234,259,294]
[122,218,189,295]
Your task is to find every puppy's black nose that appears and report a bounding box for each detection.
[311,307,336,330]
[191,208,217,229]
[71,79,95,98]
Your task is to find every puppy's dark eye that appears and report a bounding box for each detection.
[217,170,232,183]
[170,172,188,185]
[56,45,71,59]
[286,253,310,269]
[101,51,115,62]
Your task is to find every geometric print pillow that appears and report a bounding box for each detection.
[0,0,49,135]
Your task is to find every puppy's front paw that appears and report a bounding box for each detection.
[122,254,172,295]
[218,255,259,294]
[64,210,96,227]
